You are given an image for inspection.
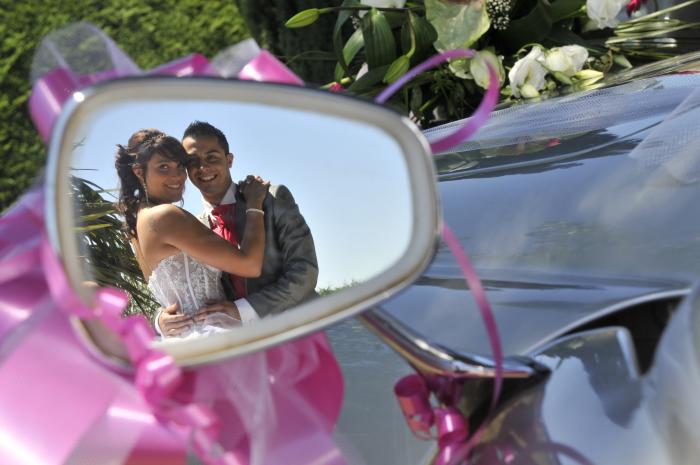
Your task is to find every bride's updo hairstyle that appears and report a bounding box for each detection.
[115,129,187,238]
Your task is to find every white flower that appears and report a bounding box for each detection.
[544,45,588,77]
[586,0,626,29]
[360,0,407,10]
[508,46,548,98]
[358,0,406,17]
[470,50,505,89]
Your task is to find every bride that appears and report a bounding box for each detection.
[115,129,269,338]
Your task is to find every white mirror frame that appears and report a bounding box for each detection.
[46,77,440,366]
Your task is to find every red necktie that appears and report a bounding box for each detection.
[210,203,247,298]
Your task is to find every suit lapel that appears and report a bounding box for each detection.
[235,187,247,241]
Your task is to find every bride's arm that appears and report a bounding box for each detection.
[146,204,265,278]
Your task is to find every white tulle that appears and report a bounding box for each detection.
[190,334,345,465]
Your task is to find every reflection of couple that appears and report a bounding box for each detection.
[115,122,318,338]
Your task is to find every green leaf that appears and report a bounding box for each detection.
[334,28,365,81]
[401,13,437,58]
[612,54,632,68]
[550,0,585,22]
[384,55,411,83]
[362,9,397,69]
[333,0,362,77]
[285,8,321,28]
[348,64,391,93]
[623,0,700,24]
[495,0,553,51]
[75,223,115,232]
[425,0,490,51]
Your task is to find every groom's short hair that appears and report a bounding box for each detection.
[183,121,229,154]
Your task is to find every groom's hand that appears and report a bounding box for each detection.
[159,303,193,337]
[193,300,241,328]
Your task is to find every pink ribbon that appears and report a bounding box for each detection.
[378,51,504,465]
[374,49,499,155]
[29,48,217,143]
[395,374,469,465]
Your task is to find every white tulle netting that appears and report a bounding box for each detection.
[425,73,700,156]
[30,22,140,84]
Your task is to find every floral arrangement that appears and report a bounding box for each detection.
[285,0,700,126]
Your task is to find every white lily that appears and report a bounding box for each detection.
[586,0,627,29]
[359,0,407,16]
[470,50,505,89]
[508,47,548,98]
[544,45,589,77]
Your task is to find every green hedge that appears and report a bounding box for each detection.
[0,0,250,212]
[235,0,338,84]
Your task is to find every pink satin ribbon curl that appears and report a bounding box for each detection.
[378,51,504,465]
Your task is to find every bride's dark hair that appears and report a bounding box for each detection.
[114,129,187,238]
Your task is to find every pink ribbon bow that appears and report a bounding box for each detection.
[395,374,469,465]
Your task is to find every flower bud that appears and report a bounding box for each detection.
[520,83,540,98]
[470,49,505,90]
[575,69,604,80]
[384,55,411,83]
[613,54,632,68]
[285,9,321,28]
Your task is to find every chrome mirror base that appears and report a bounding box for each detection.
[360,308,548,379]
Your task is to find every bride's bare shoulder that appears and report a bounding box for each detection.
[138,204,194,235]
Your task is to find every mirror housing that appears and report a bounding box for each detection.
[46,77,440,365]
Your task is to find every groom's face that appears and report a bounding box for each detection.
[183,135,233,204]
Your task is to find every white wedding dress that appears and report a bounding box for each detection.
[148,252,241,338]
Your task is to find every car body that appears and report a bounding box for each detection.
[358,71,700,464]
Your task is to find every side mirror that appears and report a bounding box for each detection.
[46,77,439,365]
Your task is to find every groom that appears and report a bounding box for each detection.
[156,121,318,336]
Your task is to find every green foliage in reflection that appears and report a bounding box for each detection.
[72,176,158,319]
[317,280,359,296]
[0,0,250,213]
[234,0,338,84]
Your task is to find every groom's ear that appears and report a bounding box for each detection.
[226,153,234,168]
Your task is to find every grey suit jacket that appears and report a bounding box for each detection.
[198,184,319,317]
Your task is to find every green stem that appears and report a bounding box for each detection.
[607,21,700,43]
[322,5,420,13]
[407,11,417,57]
[623,0,700,24]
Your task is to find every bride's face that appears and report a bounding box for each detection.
[144,152,186,203]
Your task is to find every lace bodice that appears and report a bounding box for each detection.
[148,252,225,317]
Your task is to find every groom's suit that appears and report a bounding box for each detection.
[198,183,319,317]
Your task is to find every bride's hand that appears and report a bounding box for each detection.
[241,175,270,209]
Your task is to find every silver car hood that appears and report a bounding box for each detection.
[381,73,700,357]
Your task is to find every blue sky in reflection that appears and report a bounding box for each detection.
[72,100,413,289]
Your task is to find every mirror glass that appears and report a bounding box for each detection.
[66,97,414,345]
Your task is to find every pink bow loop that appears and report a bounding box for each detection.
[395,374,435,439]
[119,314,157,363]
[435,407,469,447]
[135,351,183,406]
[395,375,470,464]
